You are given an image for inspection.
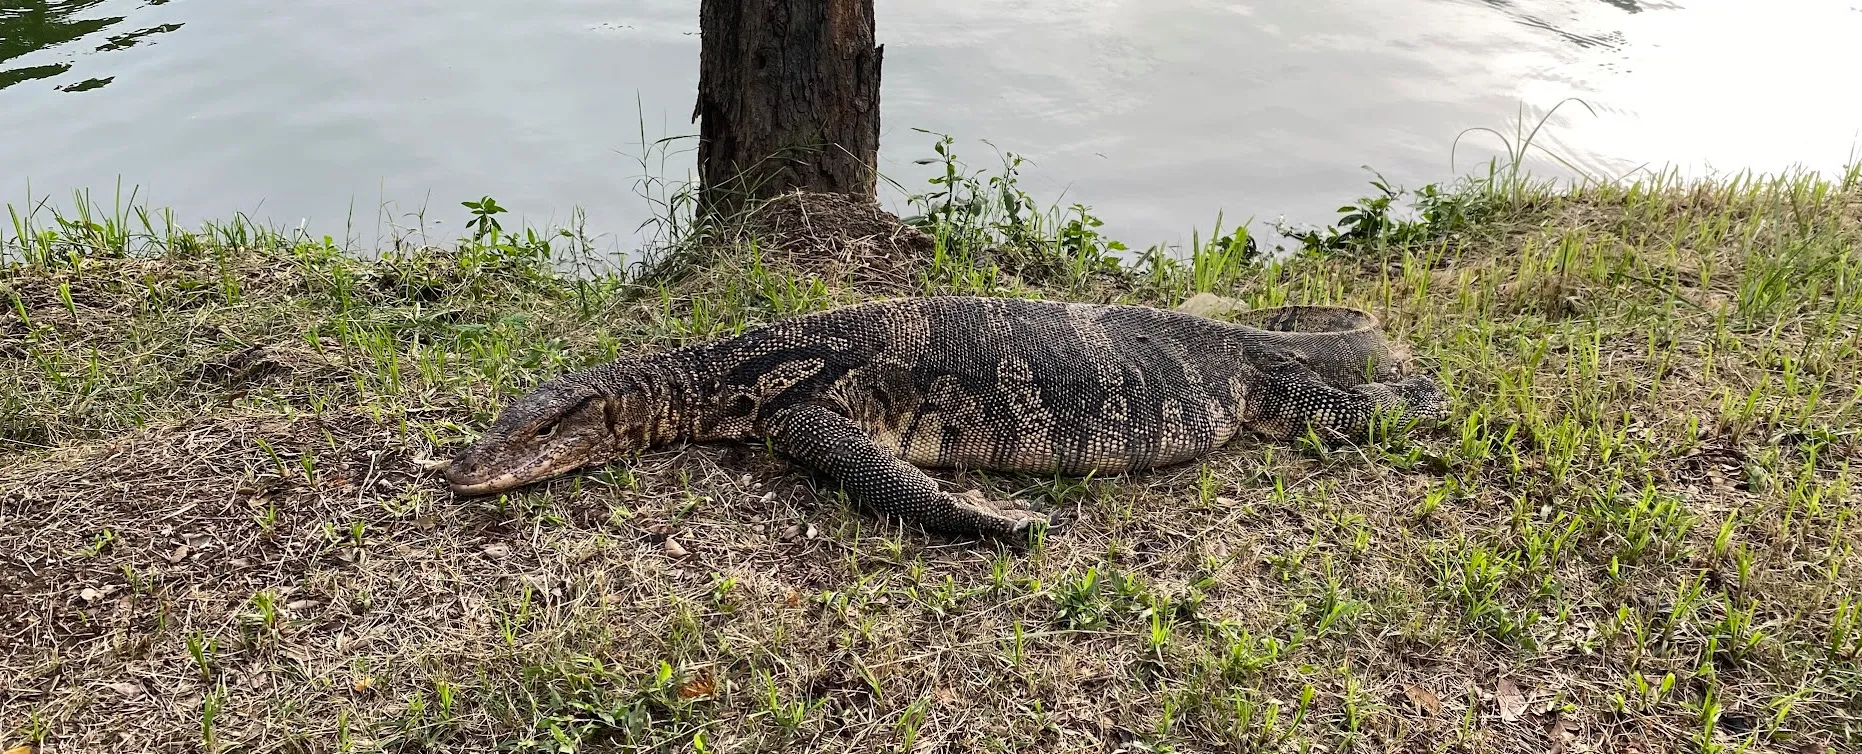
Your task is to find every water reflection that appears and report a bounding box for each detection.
[0,61,67,89]
[94,21,180,52]
[1473,0,1651,49]
[0,0,181,93]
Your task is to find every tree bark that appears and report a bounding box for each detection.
[694,0,882,218]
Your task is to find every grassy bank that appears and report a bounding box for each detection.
[4,151,1861,754]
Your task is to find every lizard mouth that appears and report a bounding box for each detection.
[443,454,587,496]
[444,470,529,496]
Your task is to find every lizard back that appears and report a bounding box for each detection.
[688,296,1260,475]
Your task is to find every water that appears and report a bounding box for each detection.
[4,0,1860,252]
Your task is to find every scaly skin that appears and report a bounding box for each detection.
[445,296,1448,537]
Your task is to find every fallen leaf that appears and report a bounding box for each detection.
[662,537,689,559]
[1404,684,1442,716]
[79,587,103,603]
[7,745,34,754]
[411,457,449,473]
[352,676,375,694]
[481,543,511,558]
[163,543,189,563]
[1496,678,1528,722]
[1547,714,1576,754]
[781,524,803,541]
[105,681,141,698]
[785,590,802,607]
[677,670,716,699]
[1206,541,1230,561]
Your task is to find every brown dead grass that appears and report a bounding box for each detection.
[740,190,936,291]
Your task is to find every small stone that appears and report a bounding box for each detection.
[286,600,320,612]
[781,525,803,541]
[804,524,818,539]
[662,537,689,559]
[1176,292,1245,318]
[79,587,103,603]
[481,543,511,558]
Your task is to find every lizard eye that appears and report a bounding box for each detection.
[535,419,560,438]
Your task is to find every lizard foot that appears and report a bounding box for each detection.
[946,489,1050,537]
[1393,374,1450,420]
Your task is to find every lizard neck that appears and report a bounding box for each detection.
[581,350,720,448]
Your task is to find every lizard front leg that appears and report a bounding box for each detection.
[768,403,1046,538]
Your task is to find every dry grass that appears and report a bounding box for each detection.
[4,163,1861,754]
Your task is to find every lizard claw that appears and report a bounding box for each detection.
[945,490,1050,538]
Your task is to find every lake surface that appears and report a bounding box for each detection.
[3,0,1860,254]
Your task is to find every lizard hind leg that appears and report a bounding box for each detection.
[1244,350,1447,441]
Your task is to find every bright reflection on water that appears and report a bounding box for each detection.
[1,0,1857,251]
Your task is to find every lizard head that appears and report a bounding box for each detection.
[444,373,657,495]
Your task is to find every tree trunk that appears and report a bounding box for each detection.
[694,0,882,218]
